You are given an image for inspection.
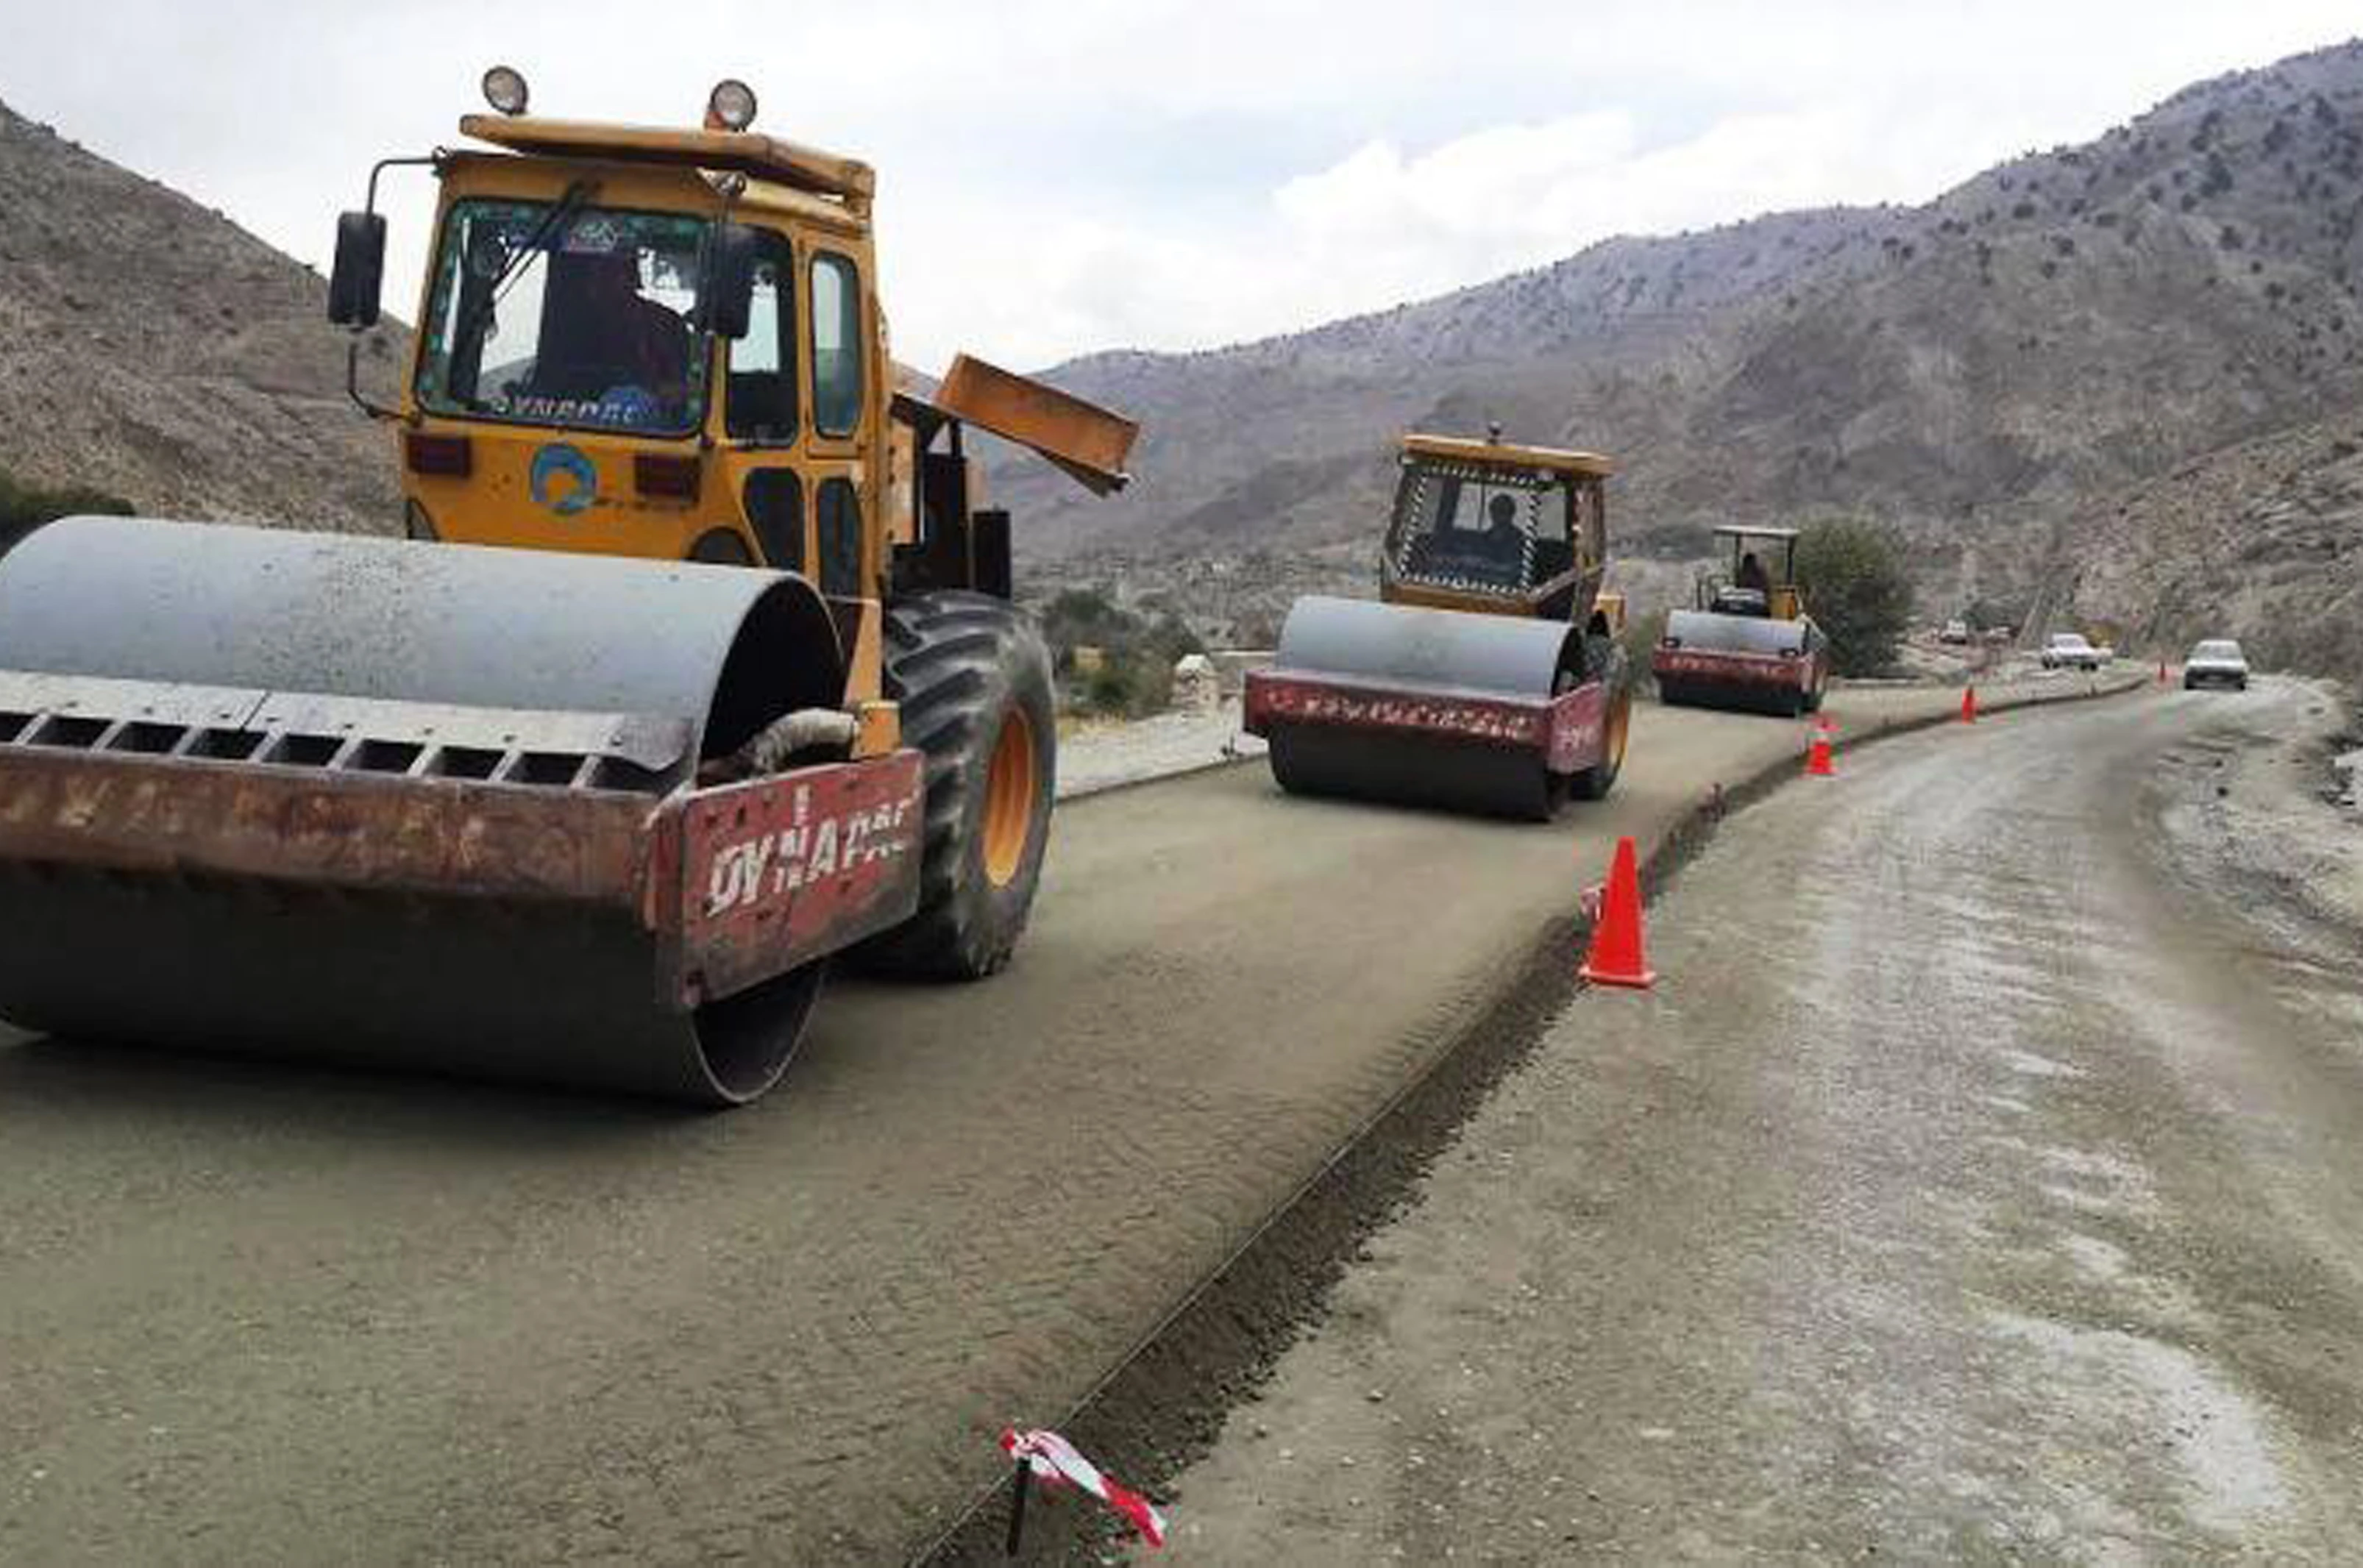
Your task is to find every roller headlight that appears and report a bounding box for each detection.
[481,65,530,117]
[706,78,758,132]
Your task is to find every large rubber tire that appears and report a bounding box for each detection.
[857,592,1056,980]
[1571,638,1631,802]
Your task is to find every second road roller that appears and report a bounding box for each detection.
[1243,428,1635,819]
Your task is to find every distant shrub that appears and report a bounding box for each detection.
[1619,607,1668,691]
[1965,595,2029,635]
[1229,605,1283,649]
[1794,519,1915,677]
[1040,586,1204,719]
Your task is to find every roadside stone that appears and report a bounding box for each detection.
[1170,654,1220,713]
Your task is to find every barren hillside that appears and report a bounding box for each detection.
[2065,402,2363,676]
[0,103,402,531]
[1006,39,2363,606]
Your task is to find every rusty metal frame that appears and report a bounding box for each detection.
[1243,669,1610,776]
[0,738,926,1011]
[1651,646,1819,694]
[666,749,923,1005]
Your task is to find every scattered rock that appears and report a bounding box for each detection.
[1170,653,1220,713]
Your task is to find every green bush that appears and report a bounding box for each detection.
[1040,587,1132,652]
[1619,606,1669,690]
[1794,519,1916,676]
[1040,586,1206,719]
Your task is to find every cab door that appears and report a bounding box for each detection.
[803,246,872,605]
[716,227,806,571]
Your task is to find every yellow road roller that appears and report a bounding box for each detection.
[0,69,1136,1105]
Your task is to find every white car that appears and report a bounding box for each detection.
[2183,638,2250,691]
[2039,632,2105,671]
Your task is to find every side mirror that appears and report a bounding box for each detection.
[704,222,760,340]
[328,210,387,329]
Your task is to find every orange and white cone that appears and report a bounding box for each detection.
[1805,726,1836,777]
[1580,835,1656,989]
[1960,685,1978,724]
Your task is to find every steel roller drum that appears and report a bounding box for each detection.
[0,517,850,1103]
[1263,596,1578,819]
[1663,607,1810,658]
[1273,596,1577,698]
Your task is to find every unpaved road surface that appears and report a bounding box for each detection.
[0,676,2128,1562]
[1166,677,2363,1561]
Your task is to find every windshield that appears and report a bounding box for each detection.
[2052,634,2091,647]
[1389,460,1574,591]
[415,199,711,436]
[2194,640,2242,658]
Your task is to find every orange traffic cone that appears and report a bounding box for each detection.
[2157,659,2169,685]
[1580,835,1655,989]
[1960,685,1978,724]
[1805,727,1836,777]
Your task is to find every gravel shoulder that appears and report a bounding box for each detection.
[1160,677,2363,1562]
[1055,700,1262,799]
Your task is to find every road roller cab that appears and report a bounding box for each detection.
[1379,431,1617,630]
[1652,526,1831,716]
[1243,430,1635,819]
[0,71,1137,1105]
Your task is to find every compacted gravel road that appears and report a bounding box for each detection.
[1165,678,2363,1562]
[0,675,2132,1562]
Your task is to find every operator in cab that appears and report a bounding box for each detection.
[532,250,692,425]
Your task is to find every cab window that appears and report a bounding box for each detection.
[1531,483,1579,580]
[811,252,864,438]
[743,469,804,571]
[726,231,797,443]
[817,478,862,596]
[1393,463,1538,591]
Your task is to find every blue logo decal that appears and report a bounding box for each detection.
[530,443,598,516]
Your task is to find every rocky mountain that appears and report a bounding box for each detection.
[2066,399,2363,680]
[1006,39,2363,639]
[0,102,402,532]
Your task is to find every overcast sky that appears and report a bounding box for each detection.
[1,2,2356,370]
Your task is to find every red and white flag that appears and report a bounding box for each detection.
[1000,1428,1168,1549]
